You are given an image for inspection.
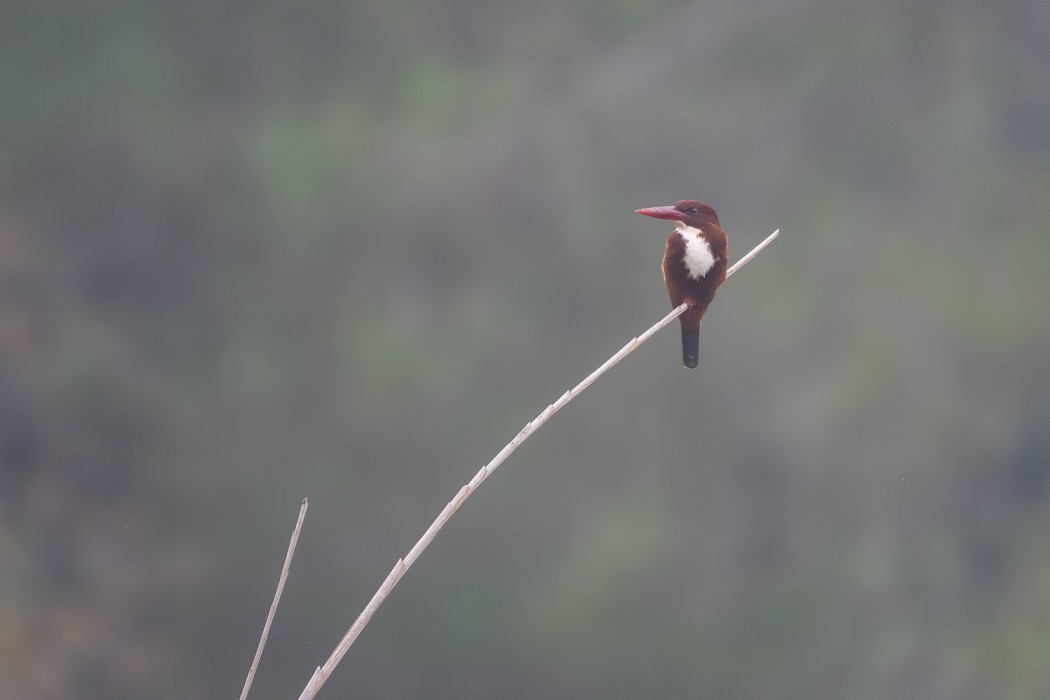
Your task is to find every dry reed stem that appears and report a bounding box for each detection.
[298,229,780,699]
[240,497,309,700]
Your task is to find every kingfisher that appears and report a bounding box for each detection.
[635,200,728,369]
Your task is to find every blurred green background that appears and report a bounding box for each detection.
[2,1,1049,697]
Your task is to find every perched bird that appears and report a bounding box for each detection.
[635,200,728,369]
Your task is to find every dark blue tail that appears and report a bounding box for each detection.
[681,329,699,369]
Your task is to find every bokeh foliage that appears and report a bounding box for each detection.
[2,0,1048,696]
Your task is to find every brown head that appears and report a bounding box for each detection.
[634,200,720,229]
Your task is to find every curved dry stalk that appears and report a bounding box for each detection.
[298,229,780,699]
[240,497,309,700]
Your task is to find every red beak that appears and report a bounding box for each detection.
[635,205,684,221]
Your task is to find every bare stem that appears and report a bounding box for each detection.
[298,229,780,699]
[240,497,309,700]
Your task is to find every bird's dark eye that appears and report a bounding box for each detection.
[687,207,698,215]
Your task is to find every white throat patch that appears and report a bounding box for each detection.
[676,223,715,279]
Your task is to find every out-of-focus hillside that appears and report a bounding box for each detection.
[1,1,1048,696]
